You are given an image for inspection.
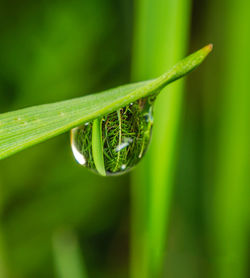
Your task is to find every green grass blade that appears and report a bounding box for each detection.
[131,0,192,277]
[52,229,88,278]
[205,0,250,277]
[0,45,212,161]
[92,118,106,176]
[0,225,8,278]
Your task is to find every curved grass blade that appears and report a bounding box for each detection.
[0,45,212,160]
[92,118,106,176]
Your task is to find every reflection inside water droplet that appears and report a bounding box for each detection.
[115,137,133,152]
[70,97,154,176]
[71,129,86,165]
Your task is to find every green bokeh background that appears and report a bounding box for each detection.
[0,0,249,278]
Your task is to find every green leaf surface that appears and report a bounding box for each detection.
[0,45,212,160]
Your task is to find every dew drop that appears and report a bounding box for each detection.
[70,97,154,176]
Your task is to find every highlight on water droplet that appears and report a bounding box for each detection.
[70,97,154,176]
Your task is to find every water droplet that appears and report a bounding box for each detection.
[70,97,154,176]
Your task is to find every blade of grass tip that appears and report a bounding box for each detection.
[92,118,106,176]
[52,229,88,278]
[205,0,250,277]
[0,47,211,161]
[131,0,192,277]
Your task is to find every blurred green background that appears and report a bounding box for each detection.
[0,0,249,278]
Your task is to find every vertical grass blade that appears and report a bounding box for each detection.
[131,0,191,277]
[0,227,7,278]
[0,183,8,278]
[52,229,88,278]
[206,0,250,277]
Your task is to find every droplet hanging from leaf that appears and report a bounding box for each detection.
[70,97,154,176]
